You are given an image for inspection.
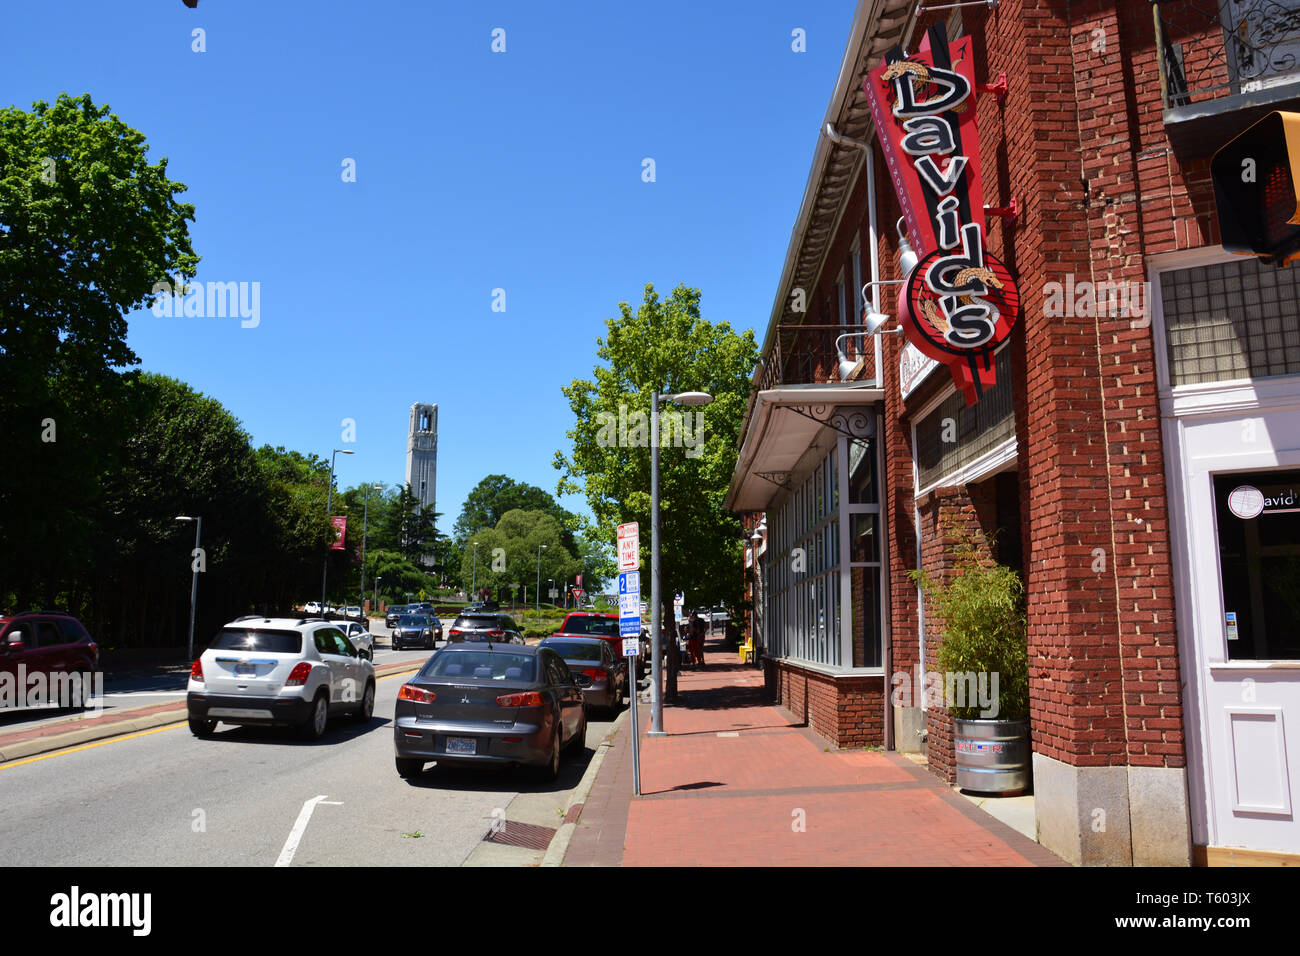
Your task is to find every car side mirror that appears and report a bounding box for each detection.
[5,630,25,652]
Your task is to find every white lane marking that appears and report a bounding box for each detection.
[100,691,188,698]
[275,795,343,867]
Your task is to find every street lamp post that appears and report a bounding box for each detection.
[321,448,354,608]
[535,544,547,625]
[360,483,381,612]
[649,390,713,737]
[176,515,202,662]
[375,575,382,611]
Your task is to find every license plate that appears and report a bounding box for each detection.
[235,662,255,677]
[446,737,476,755]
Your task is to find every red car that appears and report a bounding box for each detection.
[0,611,100,709]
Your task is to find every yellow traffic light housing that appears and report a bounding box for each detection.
[1211,110,1300,265]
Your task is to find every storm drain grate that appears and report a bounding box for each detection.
[484,819,557,850]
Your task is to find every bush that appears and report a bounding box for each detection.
[909,547,1029,722]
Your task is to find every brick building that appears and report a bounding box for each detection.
[727,0,1300,865]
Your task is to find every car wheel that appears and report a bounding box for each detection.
[299,692,329,741]
[188,717,217,737]
[539,726,562,782]
[396,757,424,778]
[354,680,375,720]
[567,707,587,754]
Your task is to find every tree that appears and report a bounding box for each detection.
[454,474,578,553]
[459,509,581,602]
[554,284,758,617]
[0,93,198,603]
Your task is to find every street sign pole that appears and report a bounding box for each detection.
[617,566,643,796]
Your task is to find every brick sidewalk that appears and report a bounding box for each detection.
[565,637,1065,866]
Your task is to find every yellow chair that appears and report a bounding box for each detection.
[739,636,754,664]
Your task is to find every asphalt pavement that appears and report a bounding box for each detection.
[0,620,623,866]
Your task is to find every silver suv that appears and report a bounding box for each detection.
[186,617,376,740]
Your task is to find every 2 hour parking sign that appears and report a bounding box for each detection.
[618,570,641,638]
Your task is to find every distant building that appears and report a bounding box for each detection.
[405,403,438,513]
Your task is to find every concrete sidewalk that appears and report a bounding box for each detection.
[563,637,1066,866]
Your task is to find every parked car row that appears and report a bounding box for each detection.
[184,610,603,786]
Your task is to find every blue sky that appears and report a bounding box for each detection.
[3,0,854,528]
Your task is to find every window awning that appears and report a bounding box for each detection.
[726,384,883,512]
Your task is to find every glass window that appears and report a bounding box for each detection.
[212,629,303,654]
[1214,469,1300,659]
[851,567,882,668]
[848,438,878,504]
[1162,257,1300,385]
[851,514,879,563]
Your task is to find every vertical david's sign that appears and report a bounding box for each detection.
[863,25,1020,405]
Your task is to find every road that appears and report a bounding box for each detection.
[0,621,622,866]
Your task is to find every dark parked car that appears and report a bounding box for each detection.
[0,611,100,709]
[447,613,525,645]
[551,610,621,657]
[385,604,410,629]
[539,636,627,714]
[393,644,587,781]
[391,613,441,650]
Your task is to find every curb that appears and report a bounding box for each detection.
[541,705,629,867]
[0,706,187,763]
[0,661,422,765]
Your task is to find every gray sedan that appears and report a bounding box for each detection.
[538,636,627,714]
[393,644,587,781]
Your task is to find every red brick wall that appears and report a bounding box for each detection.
[765,658,884,748]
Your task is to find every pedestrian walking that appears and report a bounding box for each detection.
[688,612,706,668]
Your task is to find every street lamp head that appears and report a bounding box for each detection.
[664,391,713,406]
[175,515,194,522]
[334,448,355,455]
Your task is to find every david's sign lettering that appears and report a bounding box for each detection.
[864,25,1020,405]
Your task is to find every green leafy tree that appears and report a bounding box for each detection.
[459,509,581,602]
[454,474,578,553]
[555,284,758,620]
[0,93,198,604]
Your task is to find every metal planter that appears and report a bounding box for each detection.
[954,718,1030,794]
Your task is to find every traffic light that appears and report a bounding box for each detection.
[1211,110,1300,264]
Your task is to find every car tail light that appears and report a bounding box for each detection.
[398,684,436,703]
[486,630,505,638]
[190,658,204,682]
[449,628,461,637]
[583,668,607,681]
[286,662,312,686]
[497,691,545,707]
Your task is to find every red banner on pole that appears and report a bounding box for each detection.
[863,24,1021,405]
[330,516,346,550]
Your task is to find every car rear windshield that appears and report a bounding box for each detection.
[560,616,618,637]
[398,615,428,626]
[421,652,536,682]
[453,615,503,629]
[209,629,302,653]
[544,641,602,661]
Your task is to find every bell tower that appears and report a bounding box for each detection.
[405,403,437,513]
